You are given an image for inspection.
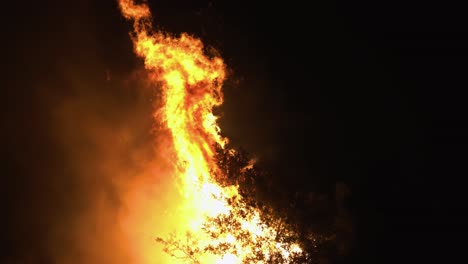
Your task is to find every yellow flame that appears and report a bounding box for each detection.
[118,1,303,263]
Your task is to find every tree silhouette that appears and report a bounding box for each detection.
[155,144,349,263]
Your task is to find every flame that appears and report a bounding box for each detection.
[118,1,303,263]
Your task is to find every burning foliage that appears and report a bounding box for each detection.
[153,145,350,263]
[154,146,308,263]
[117,0,351,263]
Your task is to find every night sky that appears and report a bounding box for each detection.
[2,0,468,263]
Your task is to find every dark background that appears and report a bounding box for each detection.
[2,0,467,263]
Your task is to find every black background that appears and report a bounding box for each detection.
[2,0,467,263]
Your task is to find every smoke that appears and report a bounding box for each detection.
[43,69,154,264]
[8,47,176,264]
[1,1,177,263]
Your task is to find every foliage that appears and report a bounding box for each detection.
[155,144,341,263]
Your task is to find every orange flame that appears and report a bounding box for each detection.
[118,1,303,263]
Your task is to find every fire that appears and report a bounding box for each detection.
[118,1,303,263]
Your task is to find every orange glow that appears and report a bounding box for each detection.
[118,1,303,263]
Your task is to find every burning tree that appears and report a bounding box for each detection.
[154,146,306,263]
[154,146,340,263]
[117,0,344,263]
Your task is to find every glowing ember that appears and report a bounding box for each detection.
[118,1,303,263]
